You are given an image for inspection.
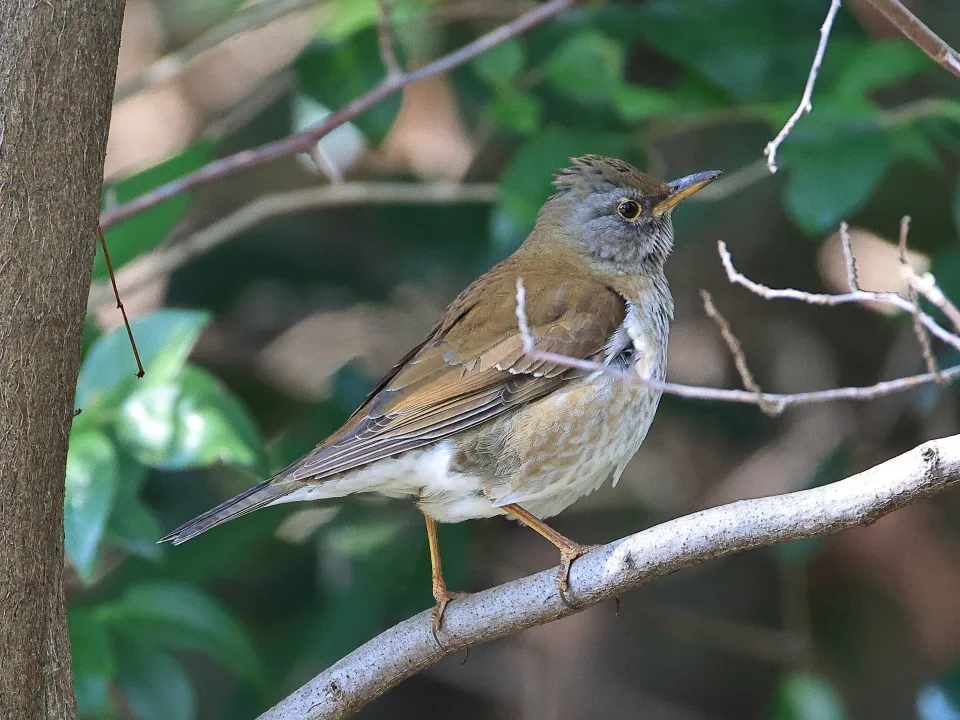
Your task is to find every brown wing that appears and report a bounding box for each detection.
[287,263,626,482]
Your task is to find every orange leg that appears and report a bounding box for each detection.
[500,503,597,593]
[425,513,467,632]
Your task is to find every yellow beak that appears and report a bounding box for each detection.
[652,170,724,217]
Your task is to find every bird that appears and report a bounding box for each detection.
[160,155,722,630]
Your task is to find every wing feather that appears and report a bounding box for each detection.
[289,263,626,482]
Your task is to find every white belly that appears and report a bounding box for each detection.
[273,301,668,523]
[272,374,662,523]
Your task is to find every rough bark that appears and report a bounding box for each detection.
[0,3,126,718]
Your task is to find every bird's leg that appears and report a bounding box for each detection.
[500,503,597,594]
[424,512,467,632]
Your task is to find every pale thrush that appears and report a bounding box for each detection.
[160,155,722,629]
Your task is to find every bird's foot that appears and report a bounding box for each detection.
[555,543,601,597]
[431,586,469,633]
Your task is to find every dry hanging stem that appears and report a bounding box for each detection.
[97,225,144,378]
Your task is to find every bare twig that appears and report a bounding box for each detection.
[718,241,960,355]
[895,218,960,336]
[376,0,403,77]
[514,278,960,415]
[908,271,960,335]
[862,0,960,81]
[763,0,841,173]
[839,222,859,291]
[257,435,960,720]
[897,216,944,382]
[100,0,577,230]
[700,290,777,416]
[113,0,321,104]
[89,182,498,308]
[516,278,533,351]
[308,143,344,183]
[96,226,144,378]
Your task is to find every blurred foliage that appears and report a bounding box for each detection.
[74,0,960,718]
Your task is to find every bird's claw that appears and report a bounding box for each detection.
[555,543,600,600]
[431,588,469,633]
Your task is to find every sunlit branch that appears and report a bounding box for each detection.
[258,435,960,719]
[763,0,841,173]
[99,0,578,230]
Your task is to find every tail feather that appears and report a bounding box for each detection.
[158,479,294,545]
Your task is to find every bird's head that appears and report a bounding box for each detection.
[531,155,722,271]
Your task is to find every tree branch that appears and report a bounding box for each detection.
[113,0,322,103]
[862,0,960,81]
[258,434,960,720]
[87,181,498,307]
[99,0,578,230]
[515,277,960,416]
[763,0,841,173]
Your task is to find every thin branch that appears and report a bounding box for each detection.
[376,0,403,78]
[718,241,960,355]
[99,0,577,230]
[763,0,841,173]
[308,143,344,183]
[89,182,498,308]
[700,290,777,416]
[839,222,859,291]
[514,279,960,415]
[896,218,960,336]
[258,435,960,720]
[908,271,960,335]
[516,278,533,351]
[96,226,144,378]
[898,216,944,382]
[862,0,960,81]
[113,0,322,104]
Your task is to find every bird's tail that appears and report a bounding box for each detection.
[158,478,294,545]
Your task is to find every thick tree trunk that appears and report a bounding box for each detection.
[0,3,125,718]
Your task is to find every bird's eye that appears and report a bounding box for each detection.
[617,199,642,221]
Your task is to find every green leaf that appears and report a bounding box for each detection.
[65,431,119,583]
[543,29,624,104]
[115,641,195,720]
[486,88,542,135]
[493,129,626,248]
[319,0,378,40]
[68,610,115,719]
[97,143,212,282]
[782,131,894,234]
[615,84,678,121]
[98,582,261,682]
[889,126,940,168]
[918,669,960,720]
[114,366,262,471]
[833,41,930,98]
[772,672,847,720]
[75,309,211,413]
[297,28,401,143]
[105,455,162,560]
[472,38,526,85]
[636,0,777,101]
[953,174,960,236]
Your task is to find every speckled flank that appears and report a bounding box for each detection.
[273,301,668,524]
